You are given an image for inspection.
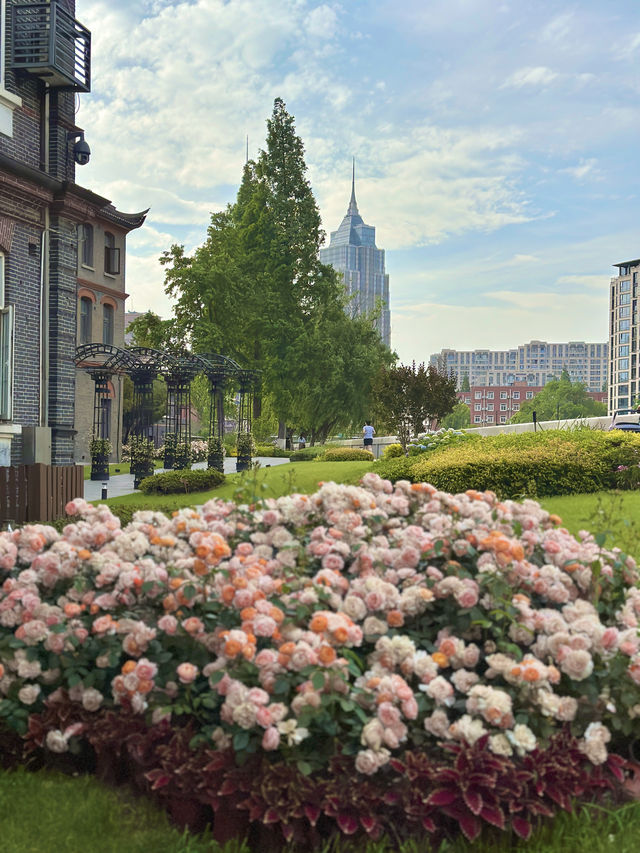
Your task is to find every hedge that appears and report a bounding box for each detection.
[320,447,375,462]
[254,445,291,458]
[374,429,640,499]
[138,468,225,495]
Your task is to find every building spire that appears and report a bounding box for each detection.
[347,157,359,215]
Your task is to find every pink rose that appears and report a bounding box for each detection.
[262,726,280,751]
[176,663,199,684]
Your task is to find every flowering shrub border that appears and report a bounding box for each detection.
[1,473,640,844]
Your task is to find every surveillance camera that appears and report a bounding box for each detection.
[73,137,91,166]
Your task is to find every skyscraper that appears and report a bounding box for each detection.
[320,164,391,347]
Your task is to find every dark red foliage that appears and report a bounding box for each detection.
[11,704,632,848]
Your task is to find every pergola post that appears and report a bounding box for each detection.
[88,369,113,481]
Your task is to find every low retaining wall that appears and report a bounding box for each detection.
[337,416,612,458]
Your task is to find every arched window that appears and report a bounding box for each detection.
[80,296,92,343]
[103,303,114,346]
[104,232,120,275]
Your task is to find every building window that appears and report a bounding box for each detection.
[80,296,92,343]
[80,224,94,268]
[500,416,507,423]
[621,279,631,292]
[475,403,481,411]
[474,416,481,423]
[500,403,507,411]
[474,392,482,399]
[513,403,520,411]
[500,391,507,399]
[104,232,120,275]
[526,391,534,399]
[486,415,494,422]
[487,391,494,399]
[103,303,114,346]
[512,391,520,399]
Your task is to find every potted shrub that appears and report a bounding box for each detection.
[130,437,156,489]
[236,432,255,472]
[207,435,225,472]
[89,437,112,481]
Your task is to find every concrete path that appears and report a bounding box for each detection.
[83,456,290,502]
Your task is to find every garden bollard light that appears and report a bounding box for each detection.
[101,482,108,500]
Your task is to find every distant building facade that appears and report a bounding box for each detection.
[431,340,607,392]
[459,384,607,426]
[609,259,640,413]
[319,167,390,347]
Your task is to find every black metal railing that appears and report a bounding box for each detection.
[12,1,91,92]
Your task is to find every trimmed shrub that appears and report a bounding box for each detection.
[254,445,291,458]
[321,447,374,462]
[289,445,328,462]
[138,468,225,495]
[375,429,640,499]
[382,443,404,459]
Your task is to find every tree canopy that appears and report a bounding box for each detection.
[373,362,458,450]
[441,401,471,429]
[157,98,392,439]
[509,375,607,423]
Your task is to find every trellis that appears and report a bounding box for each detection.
[74,343,259,484]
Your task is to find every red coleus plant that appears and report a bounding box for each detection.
[16,702,630,848]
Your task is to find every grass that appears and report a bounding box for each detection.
[102,460,374,509]
[541,490,640,559]
[0,767,223,853]
[2,765,640,853]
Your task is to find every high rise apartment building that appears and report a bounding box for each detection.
[609,259,640,413]
[320,167,390,348]
[430,340,607,392]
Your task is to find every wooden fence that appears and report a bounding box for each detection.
[0,464,84,526]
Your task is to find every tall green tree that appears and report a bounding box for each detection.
[158,98,391,439]
[509,377,607,423]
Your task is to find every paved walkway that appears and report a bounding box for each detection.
[83,457,290,502]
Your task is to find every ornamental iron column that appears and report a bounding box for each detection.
[164,358,198,470]
[89,369,113,481]
[236,369,258,472]
[130,364,157,488]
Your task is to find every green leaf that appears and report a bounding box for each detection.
[311,672,325,691]
[233,731,250,751]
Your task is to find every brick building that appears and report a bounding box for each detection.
[459,385,607,426]
[0,0,146,466]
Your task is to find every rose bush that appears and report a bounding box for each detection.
[0,473,637,843]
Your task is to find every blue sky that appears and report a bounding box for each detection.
[77,0,640,362]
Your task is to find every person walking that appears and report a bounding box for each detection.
[362,421,375,450]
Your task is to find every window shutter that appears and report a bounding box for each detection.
[0,306,14,420]
[104,246,120,275]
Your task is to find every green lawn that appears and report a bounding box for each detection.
[102,460,374,510]
[2,765,640,853]
[541,490,640,559]
[0,767,222,853]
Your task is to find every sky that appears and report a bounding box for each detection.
[76,0,640,364]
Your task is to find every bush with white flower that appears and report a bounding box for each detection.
[0,474,635,844]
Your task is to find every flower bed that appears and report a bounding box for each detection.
[0,475,637,845]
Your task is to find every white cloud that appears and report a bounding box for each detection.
[560,158,600,181]
[306,4,339,39]
[557,274,609,290]
[501,66,558,89]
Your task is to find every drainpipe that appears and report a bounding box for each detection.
[39,85,50,427]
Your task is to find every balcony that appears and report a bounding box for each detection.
[12,1,91,92]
